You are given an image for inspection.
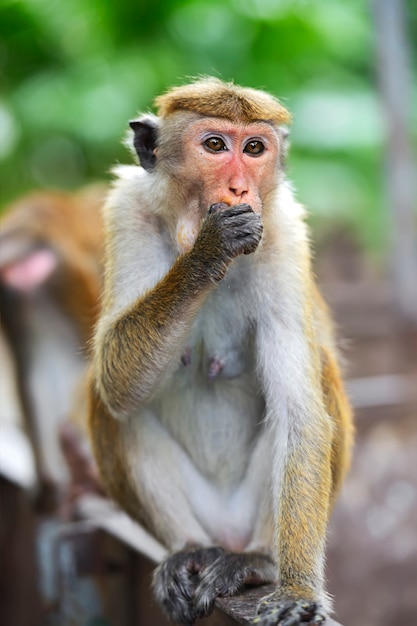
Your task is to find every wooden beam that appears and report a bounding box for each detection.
[216,586,342,625]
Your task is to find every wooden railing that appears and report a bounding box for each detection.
[216,587,342,626]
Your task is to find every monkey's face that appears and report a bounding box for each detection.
[185,118,279,211]
[174,118,280,253]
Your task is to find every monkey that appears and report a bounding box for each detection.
[0,186,105,509]
[89,77,353,625]
[0,319,37,489]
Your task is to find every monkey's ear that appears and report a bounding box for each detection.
[129,114,160,172]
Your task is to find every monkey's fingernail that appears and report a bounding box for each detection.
[209,202,229,213]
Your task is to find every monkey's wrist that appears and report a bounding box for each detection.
[186,248,229,285]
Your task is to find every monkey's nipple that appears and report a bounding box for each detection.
[208,357,224,381]
[181,347,192,367]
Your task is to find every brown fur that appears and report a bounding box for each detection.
[0,186,105,340]
[155,77,292,125]
[321,346,354,499]
[0,186,106,501]
[88,382,146,522]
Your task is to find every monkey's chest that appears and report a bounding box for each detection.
[179,329,251,382]
[185,281,255,379]
[155,290,264,485]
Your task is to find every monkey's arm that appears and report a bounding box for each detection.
[93,205,262,417]
[95,251,214,416]
[253,257,342,618]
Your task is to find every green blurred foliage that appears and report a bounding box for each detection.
[0,0,416,251]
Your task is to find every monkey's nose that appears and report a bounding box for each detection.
[229,187,248,199]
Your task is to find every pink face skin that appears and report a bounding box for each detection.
[175,118,279,253]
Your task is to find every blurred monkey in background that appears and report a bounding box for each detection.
[0,186,106,509]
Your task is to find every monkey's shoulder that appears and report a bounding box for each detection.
[106,166,171,222]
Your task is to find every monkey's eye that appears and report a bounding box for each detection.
[203,137,227,152]
[244,140,265,156]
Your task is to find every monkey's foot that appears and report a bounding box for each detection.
[254,593,327,625]
[153,546,225,625]
[194,552,275,620]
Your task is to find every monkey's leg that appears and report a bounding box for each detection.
[250,412,333,626]
[186,432,276,621]
[91,390,212,549]
[123,410,226,624]
[250,349,352,626]
[320,346,354,499]
[133,415,276,625]
[58,421,103,517]
[123,410,212,546]
[90,395,215,623]
[247,350,352,626]
[253,321,335,624]
[101,405,272,620]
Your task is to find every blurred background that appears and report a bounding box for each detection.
[1,0,415,251]
[0,1,416,626]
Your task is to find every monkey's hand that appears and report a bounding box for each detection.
[192,203,263,282]
[254,591,327,625]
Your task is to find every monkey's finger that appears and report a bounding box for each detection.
[218,204,254,218]
[232,230,262,239]
[208,202,253,215]
[188,546,225,573]
[209,202,230,213]
[256,598,325,626]
[220,215,263,233]
[239,231,263,252]
[281,615,302,626]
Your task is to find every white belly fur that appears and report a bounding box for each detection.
[148,270,267,548]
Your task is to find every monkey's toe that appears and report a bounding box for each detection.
[194,551,276,619]
[254,594,326,625]
[153,552,196,624]
[153,547,225,624]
